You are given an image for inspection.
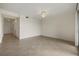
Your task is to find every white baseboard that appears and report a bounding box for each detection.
[20,34,41,40]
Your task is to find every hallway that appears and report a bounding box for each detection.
[0,34,77,56]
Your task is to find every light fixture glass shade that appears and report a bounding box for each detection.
[41,12,47,18]
[40,10,48,18]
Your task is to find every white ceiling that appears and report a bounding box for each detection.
[0,3,76,16]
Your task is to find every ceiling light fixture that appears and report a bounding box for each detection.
[40,9,48,18]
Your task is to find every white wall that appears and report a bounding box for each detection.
[0,12,3,42]
[3,18,12,34]
[42,10,75,42]
[20,15,41,39]
[13,18,20,38]
[10,20,14,34]
[75,11,79,46]
[77,12,79,45]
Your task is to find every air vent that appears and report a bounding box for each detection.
[25,16,29,18]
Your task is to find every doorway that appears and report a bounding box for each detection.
[2,15,20,40]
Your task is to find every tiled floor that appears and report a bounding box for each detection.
[0,34,78,56]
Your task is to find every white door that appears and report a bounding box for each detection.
[75,11,79,46]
